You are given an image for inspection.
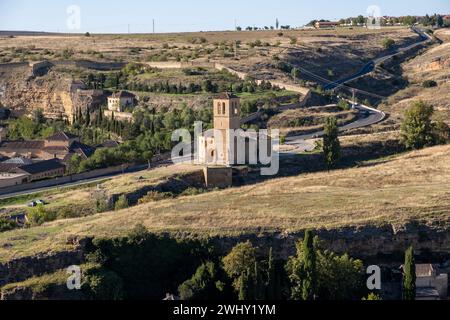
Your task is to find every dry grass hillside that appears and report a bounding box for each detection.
[378,29,450,128]
[1,144,449,262]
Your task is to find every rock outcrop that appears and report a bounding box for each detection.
[0,63,107,122]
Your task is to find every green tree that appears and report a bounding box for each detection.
[27,204,57,226]
[382,38,395,50]
[323,117,341,169]
[0,218,18,232]
[401,101,435,149]
[83,266,124,300]
[238,271,251,300]
[433,120,450,145]
[222,241,256,294]
[178,261,225,300]
[316,250,364,300]
[291,68,300,82]
[286,230,318,300]
[338,99,350,110]
[114,195,129,211]
[266,247,277,300]
[301,230,317,300]
[67,154,82,174]
[403,246,416,300]
[287,234,364,300]
[363,293,382,300]
[437,15,444,28]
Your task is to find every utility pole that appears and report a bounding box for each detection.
[352,88,356,107]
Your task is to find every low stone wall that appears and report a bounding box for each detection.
[0,164,132,196]
[203,166,233,189]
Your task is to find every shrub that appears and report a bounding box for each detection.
[27,205,57,226]
[338,99,350,110]
[381,38,395,50]
[178,262,225,300]
[114,195,129,211]
[401,100,435,149]
[422,80,437,88]
[0,218,18,232]
[138,191,174,204]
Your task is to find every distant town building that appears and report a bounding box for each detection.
[315,21,340,29]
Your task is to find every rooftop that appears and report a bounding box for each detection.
[46,131,79,142]
[15,159,65,175]
[416,264,434,277]
[2,157,34,165]
[215,92,239,100]
[110,91,135,99]
[0,140,45,150]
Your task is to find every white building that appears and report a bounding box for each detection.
[415,264,448,300]
[107,91,135,112]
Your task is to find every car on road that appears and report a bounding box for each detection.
[28,200,46,207]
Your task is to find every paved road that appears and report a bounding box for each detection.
[323,27,432,90]
[284,104,386,152]
[0,161,172,200]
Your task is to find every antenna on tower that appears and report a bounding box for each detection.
[153,19,155,33]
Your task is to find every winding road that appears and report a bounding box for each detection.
[0,28,434,199]
[284,27,432,152]
[324,27,432,91]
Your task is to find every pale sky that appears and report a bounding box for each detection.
[0,0,449,33]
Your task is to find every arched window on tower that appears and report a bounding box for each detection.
[222,102,226,115]
[217,102,221,115]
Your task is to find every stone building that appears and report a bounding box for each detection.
[11,158,66,183]
[104,91,135,122]
[198,92,241,166]
[107,91,135,112]
[415,264,448,300]
[0,131,95,162]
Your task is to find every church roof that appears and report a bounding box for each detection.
[110,91,135,99]
[46,131,79,141]
[215,92,239,100]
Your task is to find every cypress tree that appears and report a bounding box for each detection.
[403,246,416,300]
[238,271,250,301]
[302,229,317,300]
[323,116,341,170]
[267,247,276,300]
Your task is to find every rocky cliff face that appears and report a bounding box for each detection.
[0,65,106,122]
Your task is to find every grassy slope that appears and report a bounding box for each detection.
[378,29,450,128]
[1,145,449,262]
